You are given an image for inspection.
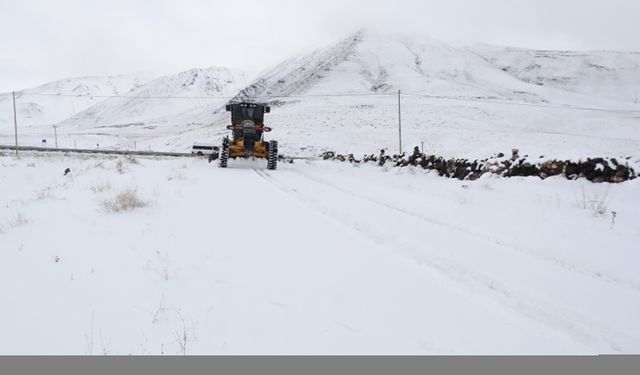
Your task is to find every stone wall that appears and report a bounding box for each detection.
[320,147,637,183]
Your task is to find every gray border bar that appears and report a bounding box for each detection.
[1,356,639,375]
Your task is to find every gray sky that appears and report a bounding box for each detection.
[1,0,639,92]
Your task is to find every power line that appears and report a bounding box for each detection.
[267,92,395,99]
[14,90,640,115]
[16,92,234,100]
[17,91,396,100]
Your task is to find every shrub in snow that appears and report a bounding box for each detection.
[34,188,52,200]
[90,180,112,193]
[115,159,126,174]
[102,188,147,213]
[574,187,610,217]
[167,172,187,181]
[583,198,609,218]
[6,212,29,228]
[124,154,139,164]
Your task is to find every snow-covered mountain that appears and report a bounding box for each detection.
[57,67,250,130]
[234,29,640,107]
[468,45,640,104]
[0,74,152,129]
[234,30,537,101]
[2,29,639,159]
[190,29,637,159]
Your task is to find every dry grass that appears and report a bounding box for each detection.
[5,212,29,228]
[90,180,112,193]
[167,170,187,181]
[102,187,147,213]
[574,186,610,218]
[115,159,126,174]
[34,187,52,200]
[114,155,139,174]
[125,154,139,164]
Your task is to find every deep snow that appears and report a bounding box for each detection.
[1,152,638,354]
[1,29,639,355]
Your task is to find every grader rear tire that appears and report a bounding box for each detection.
[219,138,229,168]
[267,140,278,170]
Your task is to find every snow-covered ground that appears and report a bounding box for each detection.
[1,29,639,355]
[1,152,639,354]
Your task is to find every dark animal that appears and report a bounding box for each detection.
[64,168,71,176]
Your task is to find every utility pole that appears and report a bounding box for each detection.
[12,91,18,156]
[397,89,402,155]
[53,125,58,148]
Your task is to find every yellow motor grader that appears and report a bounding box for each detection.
[212,102,278,170]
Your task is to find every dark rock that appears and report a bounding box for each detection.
[317,146,636,183]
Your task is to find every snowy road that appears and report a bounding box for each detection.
[1,154,639,354]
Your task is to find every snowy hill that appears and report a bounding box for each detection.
[57,67,249,130]
[171,30,640,160]
[2,30,639,160]
[0,74,152,129]
[234,30,538,101]
[468,45,640,104]
[234,30,640,105]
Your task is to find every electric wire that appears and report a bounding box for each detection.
[12,90,640,115]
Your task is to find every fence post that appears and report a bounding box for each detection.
[397,89,402,155]
[12,91,18,156]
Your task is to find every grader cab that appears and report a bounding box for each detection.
[214,102,278,170]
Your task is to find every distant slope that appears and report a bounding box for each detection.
[2,30,639,160]
[57,67,250,130]
[176,30,632,159]
[235,30,540,101]
[468,45,640,104]
[0,74,152,128]
[235,30,640,108]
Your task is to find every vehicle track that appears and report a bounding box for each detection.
[290,168,640,293]
[254,167,631,353]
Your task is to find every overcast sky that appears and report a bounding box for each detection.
[1,0,639,92]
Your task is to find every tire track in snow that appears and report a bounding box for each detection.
[255,167,631,353]
[292,168,640,294]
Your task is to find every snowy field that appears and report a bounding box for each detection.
[1,152,639,354]
[5,94,640,167]
[1,29,640,355]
